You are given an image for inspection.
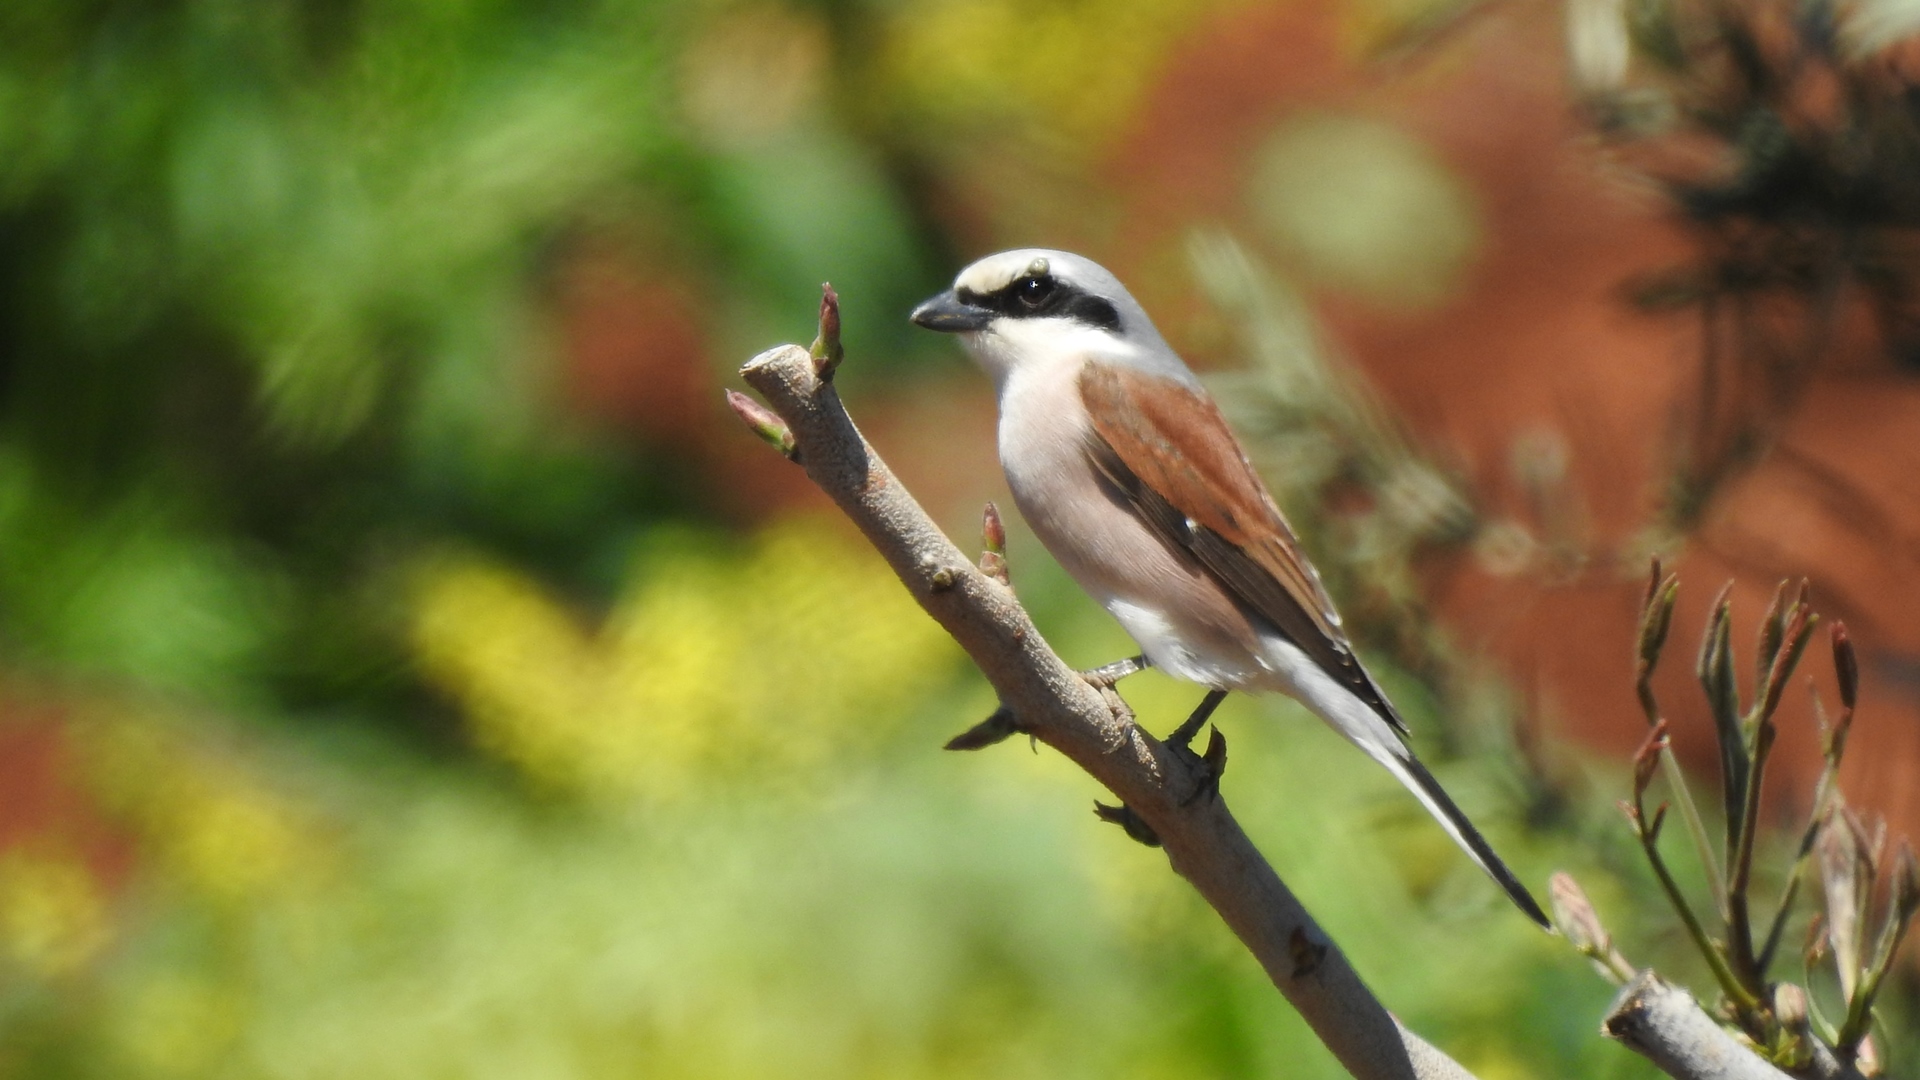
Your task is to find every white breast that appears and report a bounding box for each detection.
[972,332,1270,690]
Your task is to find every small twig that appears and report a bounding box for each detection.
[1638,564,1729,917]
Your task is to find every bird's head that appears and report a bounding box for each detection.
[910,249,1190,388]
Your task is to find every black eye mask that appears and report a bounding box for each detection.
[959,274,1122,333]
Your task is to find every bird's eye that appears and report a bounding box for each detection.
[1016,275,1054,309]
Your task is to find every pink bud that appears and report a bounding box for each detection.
[725,389,797,460]
[810,283,844,381]
[982,502,1006,555]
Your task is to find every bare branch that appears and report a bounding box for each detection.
[737,343,1477,1080]
[1603,971,1867,1080]
[1605,972,1793,1080]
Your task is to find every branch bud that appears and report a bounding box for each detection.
[1772,983,1814,1069]
[1895,841,1920,924]
[1756,578,1792,688]
[1760,585,1816,721]
[1832,621,1858,712]
[1696,582,1738,721]
[810,283,844,382]
[1637,569,1681,670]
[725,389,798,461]
[979,502,1010,585]
[982,501,1006,555]
[1550,871,1609,956]
[1773,982,1809,1030]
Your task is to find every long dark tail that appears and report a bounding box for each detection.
[1378,750,1551,929]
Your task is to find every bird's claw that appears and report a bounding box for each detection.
[1176,726,1228,806]
[945,705,1022,750]
[1093,801,1162,847]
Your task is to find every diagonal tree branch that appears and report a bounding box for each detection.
[738,342,1477,1080]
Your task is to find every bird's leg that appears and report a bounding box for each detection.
[1166,689,1227,752]
[1081,654,1150,688]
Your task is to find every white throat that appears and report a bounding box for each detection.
[959,317,1137,394]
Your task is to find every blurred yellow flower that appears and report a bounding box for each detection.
[409,518,960,802]
[77,717,332,907]
[0,847,112,977]
[162,780,313,903]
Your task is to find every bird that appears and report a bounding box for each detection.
[909,248,1550,929]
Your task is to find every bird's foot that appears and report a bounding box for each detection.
[1165,690,1229,806]
[1092,801,1161,847]
[1177,726,1228,806]
[944,704,1023,751]
[1080,654,1149,689]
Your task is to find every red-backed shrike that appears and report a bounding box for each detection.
[912,248,1548,928]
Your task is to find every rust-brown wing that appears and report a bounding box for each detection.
[1078,361,1406,737]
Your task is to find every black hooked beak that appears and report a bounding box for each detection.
[910,289,993,333]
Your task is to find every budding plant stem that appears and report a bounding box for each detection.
[1637,565,1730,920]
[1724,713,1773,991]
[1637,805,1762,1016]
[1661,750,1730,919]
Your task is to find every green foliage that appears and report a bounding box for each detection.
[0,0,952,707]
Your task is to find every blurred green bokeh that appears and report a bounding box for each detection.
[0,1,1778,1077]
